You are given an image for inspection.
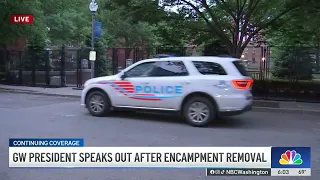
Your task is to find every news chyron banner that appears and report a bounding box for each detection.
[206,147,311,176]
[9,139,311,177]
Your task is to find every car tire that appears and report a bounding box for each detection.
[183,96,216,127]
[86,91,111,117]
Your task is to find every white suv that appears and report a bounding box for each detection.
[81,56,253,127]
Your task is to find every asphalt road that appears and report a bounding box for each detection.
[0,92,319,180]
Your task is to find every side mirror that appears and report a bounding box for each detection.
[120,72,127,80]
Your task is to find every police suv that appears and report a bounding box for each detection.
[81,56,253,127]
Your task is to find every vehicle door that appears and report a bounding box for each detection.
[114,61,157,107]
[140,60,191,109]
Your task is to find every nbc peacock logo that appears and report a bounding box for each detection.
[279,150,303,165]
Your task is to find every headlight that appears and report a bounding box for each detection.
[83,82,89,87]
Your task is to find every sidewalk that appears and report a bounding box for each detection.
[1,84,320,115]
[0,84,81,97]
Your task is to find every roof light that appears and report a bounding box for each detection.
[153,54,175,58]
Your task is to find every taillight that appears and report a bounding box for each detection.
[232,79,254,89]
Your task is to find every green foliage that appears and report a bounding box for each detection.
[0,0,46,44]
[1,0,318,61]
[267,6,320,46]
[94,40,110,77]
[24,35,46,71]
[266,0,320,77]
[272,47,313,80]
[203,39,229,56]
[153,12,191,46]
[100,0,164,47]
[162,0,307,57]
[43,0,91,46]
[85,36,110,77]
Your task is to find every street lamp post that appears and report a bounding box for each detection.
[89,0,98,78]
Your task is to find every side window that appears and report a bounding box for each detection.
[151,61,189,77]
[192,61,227,75]
[125,62,155,77]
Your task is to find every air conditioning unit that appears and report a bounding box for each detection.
[50,76,66,86]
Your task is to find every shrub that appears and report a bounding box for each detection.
[271,46,313,80]
[85,36,110,77]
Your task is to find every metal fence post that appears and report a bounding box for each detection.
[31,50,36,86]
[60,45,66,87]
[182,47,185,56]
[112,48,118,74]
[317,43,320,72]
[79,50,83,87]
[18,51,23,85]
[76,49,80,88]
[76,48,83,88]
[45,50,50,86]
[266,46,270,79]
[5,51,10,83]
[259,47,263,81]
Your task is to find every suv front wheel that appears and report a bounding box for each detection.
[86,91,111,117]
[183,96,216,127]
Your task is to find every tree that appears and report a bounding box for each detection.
[100,0,164,47]
[271,47,314,80]
[267,1,320,46]
[265,0,320,79]
[94,40,110,77]
[162,0,307,58]
[202,39,229,56]
[98,0,164,60]
[85,36,110,77]
[42,0,91,46]
[0,0,46,45]
[0,0,92,47]
[153,12,194,47]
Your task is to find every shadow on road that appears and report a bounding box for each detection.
[85,110,246,128]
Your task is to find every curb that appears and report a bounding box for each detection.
[1,88,320,115]
[0,89,80,98]
[252,107,320,115]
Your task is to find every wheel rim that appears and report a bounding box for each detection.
[187,102,210,123]
[89,95,105,113]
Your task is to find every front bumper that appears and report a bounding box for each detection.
[80,87,88,106]
[218,103,252,116]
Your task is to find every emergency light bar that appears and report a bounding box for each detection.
[153,54,175,58]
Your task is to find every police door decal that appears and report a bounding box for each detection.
[96,80,183,101]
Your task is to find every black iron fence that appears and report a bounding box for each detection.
[0,47,152,88]
[1,45,320,102]
[0,47,94,88]
[245,46,320,102]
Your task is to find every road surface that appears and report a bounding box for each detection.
[0,92,318,180]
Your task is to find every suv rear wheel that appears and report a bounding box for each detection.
[183,96,216,127]
[86,91,111,117]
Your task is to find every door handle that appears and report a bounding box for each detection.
[140,82,149,85]
[181,82,190,85]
